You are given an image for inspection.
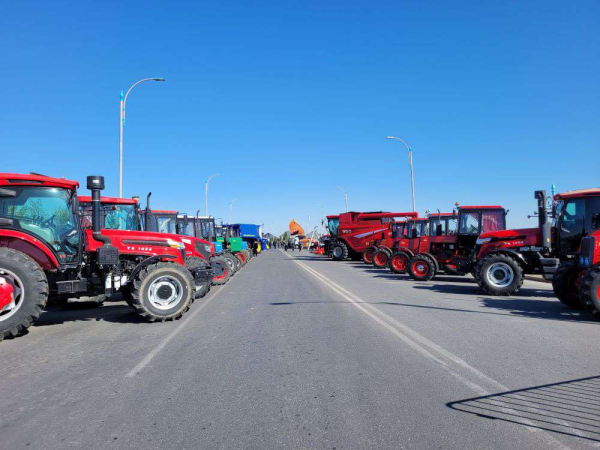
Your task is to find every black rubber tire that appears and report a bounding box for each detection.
[552,260,584,309]
[0,248,49,341]
[389,251,410,274]
[236,252,247,266]
[476,253,524,296]
[210,256,231,285]
[362,249,374,265]
[372,249,390,269]
[222,253,238,276]
[580,266,600,319]
[196,281,211,299]
[230,252,242,272]
[331,242,349,261]
[408,254,437,281]
[131,262,194,322]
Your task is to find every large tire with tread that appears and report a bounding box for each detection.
[389,251,410,274]
[372,249,390,269]
[580,266,600,319]
[0,248,49,341]
[221,253,238,276]
[229,252,242,272]
[131,262,194,322]
[408,254,437,281]
[331,242,349,261]
[552,261,583,309]
[477,253,524,296]
[236,252,247,266]
[185,256,212,299]
[210,256,231,285]
[362,249,374,265]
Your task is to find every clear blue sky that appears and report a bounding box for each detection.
[2,1,598,235]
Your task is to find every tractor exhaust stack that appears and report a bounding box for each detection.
[534,190,551,250]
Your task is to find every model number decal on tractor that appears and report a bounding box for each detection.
[126,246,155,252]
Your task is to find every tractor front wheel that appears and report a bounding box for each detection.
[362,249,373,265]
[580,266,600,319]
[372,250,389,269]
[552,260,583,309]
[408,254,436,281]
[0,248,49,341]
[477,253,524,296]
[331,242,349,261]
[131,262,194,322]
[210,256,231,285]
[389,251,410,274]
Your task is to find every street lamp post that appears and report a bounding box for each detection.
[119,77,165,197]
[205,173,220,216]
[337,186,348,212]
[229,198,240,224]
[386,136,416,212]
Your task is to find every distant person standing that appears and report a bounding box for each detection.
[298,241,302,252]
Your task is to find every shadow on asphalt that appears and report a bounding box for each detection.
[35,300,146,327]
[447,375,600,443]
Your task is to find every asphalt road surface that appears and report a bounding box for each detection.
[1,249,599,449]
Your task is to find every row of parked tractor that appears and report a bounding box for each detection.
[315,188,600,319]
[0,173,270,341]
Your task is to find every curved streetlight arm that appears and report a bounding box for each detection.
[123,78,165,122]
[386,136,415,212]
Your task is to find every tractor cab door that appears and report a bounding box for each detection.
[556,197,600,256]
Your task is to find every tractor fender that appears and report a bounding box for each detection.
[0,231,59,270]
[396,247,414,258]
[420,252,440,272]
[129,255,178,283]
[484,249,529,268]
[378,246,392,255]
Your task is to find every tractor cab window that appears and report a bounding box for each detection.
[558,198,586,254]
[482,210,505,232]
[0,187,79,264]
[392,223,404,238]
[177,219,195,237]
[157,215,177,234]
[104,204,139,231]
[328,218,339,236]
[459,212,480,235]
[199,220,215,240]
[429,218,447,236]
[420,221,430,237]
[447,217,458,235]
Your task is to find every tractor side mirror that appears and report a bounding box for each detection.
[183,214,189,227]
[436,224,443,236]
[71,196,79,214]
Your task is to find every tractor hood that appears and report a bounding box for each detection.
[478,227,541,246]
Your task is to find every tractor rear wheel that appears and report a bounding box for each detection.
[477,253,524,296]
[130,262,194,322]
[231,253,243,272]
[362,249,374,265]
[389,251,410,274]
[0,248,49,341]
[552,261,583,309]
[221,253,238,276]
[372,250,389,269]
[580,266,600,319]
[331,242,349,261]
[185,256,212,299]
[210,256,231,285]
[236,252,247,266]
[408,254,436,281]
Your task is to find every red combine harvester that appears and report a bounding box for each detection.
[474,189,600,302]
[407,205,507,281]
[0,174,212,341]
[327,212,416,261]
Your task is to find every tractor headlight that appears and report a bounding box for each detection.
[167,239,185,250]
[476,237,491,245]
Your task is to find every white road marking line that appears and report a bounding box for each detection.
[282,251,577,448]
[126,287,223,378]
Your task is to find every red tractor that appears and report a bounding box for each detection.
[407,206,507,281]
[327,212,416,261]
[364,213,419,268]
[142,195,231,286]
[386,217,430,274]
[0,174,212,341]
[474,189,600,302]
[576,230,600,318]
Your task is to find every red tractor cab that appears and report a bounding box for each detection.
[322,215,340,257]
[475,189,600,302]
[328,212,416,261]
[0,173,212,341]
[408,205,507,281]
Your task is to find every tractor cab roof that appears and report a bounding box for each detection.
[428,212,454,218]
[326,215,340,219]
[457,205,504,210]
[555,188,600,200]
[0,173,79,190]
[78,196,138,205]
